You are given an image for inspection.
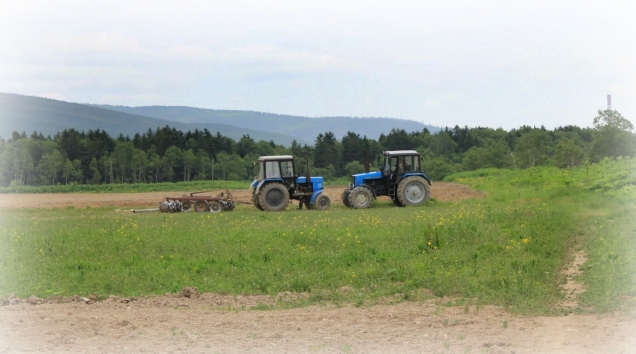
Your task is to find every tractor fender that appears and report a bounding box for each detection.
[253,178,286,195]
[249,179,258,194]
[403,173,432,185]
[309,190,324,204]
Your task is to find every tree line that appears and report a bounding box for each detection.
[0,109,634,187]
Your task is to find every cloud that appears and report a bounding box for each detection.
[164,46,214,59]
[59,33,149,55]
[226,45,354,78]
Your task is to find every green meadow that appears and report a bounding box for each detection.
[1,158,634,314]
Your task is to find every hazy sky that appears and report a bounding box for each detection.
[1,1,634,129]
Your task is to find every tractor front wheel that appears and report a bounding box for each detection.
[397,176,430,206]
[259,183,289,211]
[348,187,373,209]
[341,190,351,207]
[313,193,331,210]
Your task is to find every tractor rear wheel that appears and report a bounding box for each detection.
[194,200,209,212]
[397,176,430,206]
[313,193,331,210]
[341,190,351,207]
[348,187,373,209]
[259,183,289,211]
[209,200,222,213]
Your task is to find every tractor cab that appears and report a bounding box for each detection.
[382,150,422,184]
[255,155,296,187]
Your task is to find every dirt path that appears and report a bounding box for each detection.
[2,183,634,353]
[1,295,634,354]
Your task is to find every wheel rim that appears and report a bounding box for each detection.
[404,182,425,203]
[318,197,328,208]
[354,191,369,205]
[266,189,284,207]
[195,200,208,211]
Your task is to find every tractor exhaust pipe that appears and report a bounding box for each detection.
[364,150,370,173]
[306,157,311,183]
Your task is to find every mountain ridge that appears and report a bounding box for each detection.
[0,93,305,145]
[96,105,439,143]
[0,93,440,146]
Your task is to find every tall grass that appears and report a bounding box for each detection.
[0,200,576,313]
[446,157,636,313]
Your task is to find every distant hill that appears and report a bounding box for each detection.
[0,93,440,146]
[97,105,440,143]
[0,93,304,145]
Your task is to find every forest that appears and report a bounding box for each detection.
[0,109,634,187]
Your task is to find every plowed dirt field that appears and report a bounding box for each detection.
[0,182,484,209]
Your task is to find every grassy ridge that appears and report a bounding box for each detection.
[0,158,634,314]
[445,157,636,313]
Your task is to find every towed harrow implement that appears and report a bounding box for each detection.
[158,189,236,213]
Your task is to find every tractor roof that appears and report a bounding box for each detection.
[383,150,419,156]
[257,155,294,162]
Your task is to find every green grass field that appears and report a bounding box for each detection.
[1,158,634,315]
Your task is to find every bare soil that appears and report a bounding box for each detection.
[1,183,634,353]
[1,295,634,354]
[0,182,485,210]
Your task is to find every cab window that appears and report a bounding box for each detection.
[265,161,281,178]
[258,162,265,179]
[390,157,398,172]
[280,161,294,177]
[404,156,418,172]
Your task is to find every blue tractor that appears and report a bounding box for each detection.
[250,155,331,211]
[342,150,432,209]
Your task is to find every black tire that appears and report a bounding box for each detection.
[348,186,373,209]
[181,200,192,211]
[303,197,313,210]
[313,193,331,210]
[258,183,289,211]
[392,197,404,207]
[341,190,351,208]
[194,200,209,212]
[252,192,264,210]
[159,201,170,213]
[209,200,222,213]
[397,176,430,206]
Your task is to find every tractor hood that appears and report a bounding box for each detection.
[352,170,382,185]
[297,176,323,184]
